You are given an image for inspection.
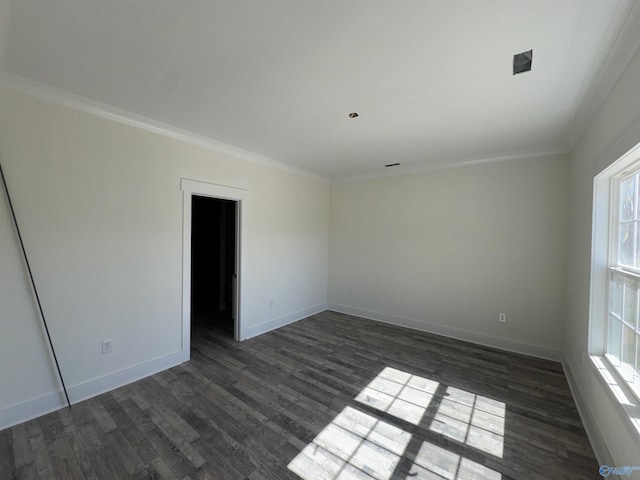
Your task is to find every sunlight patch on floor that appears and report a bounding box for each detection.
[430,386,505,458]
[289,367,507,480]
[355,367,440,425]
[288,406,412,480]
[406,441,502,480]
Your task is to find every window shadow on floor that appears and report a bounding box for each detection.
[287,365,598,480]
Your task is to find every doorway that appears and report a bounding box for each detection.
[181,178,246,357]
[190,195,238,337]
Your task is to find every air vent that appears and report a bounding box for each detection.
[513,50,533,75]
[385,163,400,168]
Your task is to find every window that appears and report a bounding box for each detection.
[607,166,640,399]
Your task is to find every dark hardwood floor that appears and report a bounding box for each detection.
[1,311,598,479]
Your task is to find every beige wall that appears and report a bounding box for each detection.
[0,87,329,427]
[329,154,569,359]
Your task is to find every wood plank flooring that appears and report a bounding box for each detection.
[1,311,599,479]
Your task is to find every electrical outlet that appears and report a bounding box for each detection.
[102,339,113,355]
[498,313,506,323]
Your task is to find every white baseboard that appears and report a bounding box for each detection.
[0,349,188,431]
[2,303,327,430]
[242,303,327,340]
[2,304,560,431]
[328,304,563,361]
[562,357,612,468]
[68,349,188,405]
[0,390,68,432]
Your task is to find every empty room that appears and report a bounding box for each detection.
[2,1,640,479]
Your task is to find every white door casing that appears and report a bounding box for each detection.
[181,178,248,356]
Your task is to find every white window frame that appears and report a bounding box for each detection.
[590,142,640,441]
[605,166,640,400]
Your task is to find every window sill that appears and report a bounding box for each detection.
[591,356,640,447]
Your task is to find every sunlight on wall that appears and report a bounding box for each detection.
[430,386,505,458]
[287,406,411,480]
[355,367,440,425]
[592,356,635,407]
[591,356,640,435]
[409,441,502,479]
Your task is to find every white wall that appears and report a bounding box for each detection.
[0,87,329,429]
[566,41,640,464]
[329,154,569,360]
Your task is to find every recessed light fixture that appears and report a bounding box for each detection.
[385,163,400,168]
[349,112,359,118]
[513,49,533,75]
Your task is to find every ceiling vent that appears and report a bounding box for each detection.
[513,50,533,75]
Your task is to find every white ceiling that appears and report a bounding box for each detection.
[1,0,638,181]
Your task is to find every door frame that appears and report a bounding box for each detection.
[181,179,247,354]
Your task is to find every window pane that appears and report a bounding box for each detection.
[636,222,640,268]
[623,277,638,328]
[610,272,623,318]
[636,174,640,220]
[608,317,622,360]
[620,223,636,266]
[621,175,635,221]
[623,325,637,369]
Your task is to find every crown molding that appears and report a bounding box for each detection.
[566,0,640,149]
[0,72,569,186]
[331,147,570,184]
[0,72,329,184]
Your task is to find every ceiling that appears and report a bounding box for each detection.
[1,0,639,181]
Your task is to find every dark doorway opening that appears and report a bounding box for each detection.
[191,195,237,338]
